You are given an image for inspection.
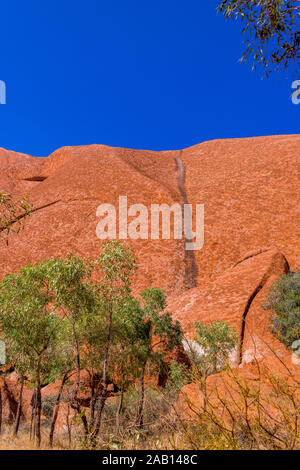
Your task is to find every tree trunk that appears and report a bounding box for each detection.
[30,389,37,440]
[91,392,106,440]
[90,301,113,441]
[89,374,98,431]
[35,364,42,448]
[72,324,88,436]
[49,372,69,447]
[203,369,208,413]
[137,365,146,429]
[116,373,125,435]
[66,401,72,447]
[13,375,24,436]
[0,387,2,435]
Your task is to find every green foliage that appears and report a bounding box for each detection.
[86,243,137,390]
[195,320,238,374]
[264,272,300,347]
[95,240,137,298]
[218,1,300,76]
[42,396,58,420]
[127,287,183,382]
[0,263,63,377]
[0,254,100,387]
[141,288,183,352]
[84,241,138,376]
[166,360,190,394]
[111,297,146,380]
[0,242,184,446]
[43,255,99,372]
[86,285,183,390]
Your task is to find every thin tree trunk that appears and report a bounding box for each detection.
[30,389,37,440]
[72,324,88,436]
[66,401,72,447]
[116,373,125,435]
[91,392,106,440]
[0,387,2,435]
[13,375,24,436]
[137,365,146,429]
[203,369,208,413]
[35,362,42,448]
[91,300,113,440]
[88,378,103,434]
[89,372,104,432]
[89,373,97,430]
[72,323,81,407]
[49,371,69,447]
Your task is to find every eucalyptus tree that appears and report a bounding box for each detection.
[0,263,65,447]
[42,255,99,437]
[218,0,300,75]
[135,288,183,429]
[48,322,75,447]
[111,296,146,434]
[0,191,32,434]
[81,308,106,429]
[89,241,137,441]
[82,295,142,435]
[0,255,98,446]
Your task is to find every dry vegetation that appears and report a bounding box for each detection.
[0,352,299,451]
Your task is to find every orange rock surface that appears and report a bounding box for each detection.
[0,135,299,422]
[167,247,290,363]
[0,134,299,297]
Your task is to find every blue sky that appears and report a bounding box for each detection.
[0,1,298,157]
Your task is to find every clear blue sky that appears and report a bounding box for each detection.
[0,1,298,157]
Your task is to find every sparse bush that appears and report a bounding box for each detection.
[42,396,57,420]
[79,385,175,450]
[264,272,300,348]
[166,361,190,396]
[176,364,300,450]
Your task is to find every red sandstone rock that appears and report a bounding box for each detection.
[0,135,299,426]
[0,135,299,297]
[177,356,300,432]
[167,248,289,362]
[42,369,95,407]
[0,375,32,423]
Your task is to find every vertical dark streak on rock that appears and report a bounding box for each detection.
[174,151,198,290]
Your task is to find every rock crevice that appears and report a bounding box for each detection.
[174,152,198,290]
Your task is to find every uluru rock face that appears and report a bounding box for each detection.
[0,135,299,351]
[0,134,299,424]
[167,247,290,364]
[0,134,299,291]
[181,134,300,284]
[0,145,187,296]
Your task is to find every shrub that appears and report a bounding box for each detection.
[264,272,300,348]
[42,396,58,420]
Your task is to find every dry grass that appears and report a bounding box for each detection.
[0,426,176,450]
[0,426,76,450]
